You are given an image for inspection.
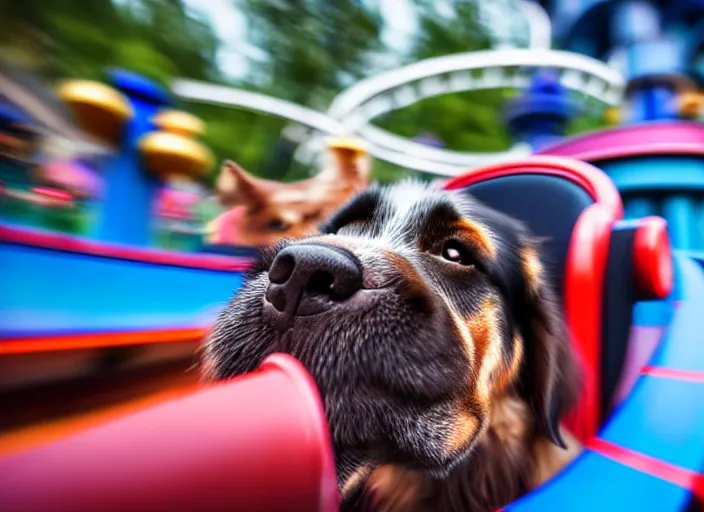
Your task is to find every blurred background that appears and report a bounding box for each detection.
[0,0,611,247]
[2,0,704,469]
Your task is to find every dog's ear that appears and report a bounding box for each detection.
[320,143,371,185]
[216,160,267,208]
[516,241,581,449]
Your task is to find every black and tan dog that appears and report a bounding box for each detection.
[202,180,583,512]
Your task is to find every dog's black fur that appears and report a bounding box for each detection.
[202,181,581,512]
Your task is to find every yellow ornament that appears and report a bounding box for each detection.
[151,110,206,138]
[603,107,621,126]
[678,92,704,120]
[138,131,213,181]
[57,80,133,145]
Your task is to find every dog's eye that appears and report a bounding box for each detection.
[267,219,289,231]
[441,240,473,266]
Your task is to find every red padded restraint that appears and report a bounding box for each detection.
[0,354,339,512]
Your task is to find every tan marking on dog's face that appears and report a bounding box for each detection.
[520,246,544,295]
[382,249,432,297]
[454,218,497,259]
[383,249,422,281]
[449,308,476,363]
[445,409,481,455]
[466,298,505,402]
[442,298,509,455]
[495,333,524,395]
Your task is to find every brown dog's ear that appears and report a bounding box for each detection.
[319,139,371,185]
[516,241,581,449]
[216,160,267,208]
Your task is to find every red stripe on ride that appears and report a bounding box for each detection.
[588,438,704,501]
[0,328,208,354]
[641,366,704,384]
[0,225,253,272]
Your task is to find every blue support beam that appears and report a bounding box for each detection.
[95,70,171,246]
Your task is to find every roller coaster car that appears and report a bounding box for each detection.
[2,157,704,512]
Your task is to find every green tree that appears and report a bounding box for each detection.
[0,0,221,85]
[378,0,512,153]
[367,0,514,182]
[236,0,384,108]
[411,0,492,61]
[187,102,290,185]
[228,0,390,182]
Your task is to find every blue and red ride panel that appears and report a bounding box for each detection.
[505,451,695,512]
[0,225,248,344]
[507,252,704,511]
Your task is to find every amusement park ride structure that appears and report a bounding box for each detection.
[2,1,704,511]
[173,47,624,176]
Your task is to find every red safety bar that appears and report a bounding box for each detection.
[563,203,615,442]
[0,353,339,512]
[633,216,673,300]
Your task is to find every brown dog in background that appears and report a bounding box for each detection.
[202,180,582,512]
[205,138,370,247]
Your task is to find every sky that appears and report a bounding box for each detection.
[183,0,419,79]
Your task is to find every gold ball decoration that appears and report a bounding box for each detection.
[151,110,206,137]
[325,136,368,154]
[138,131,213,181]
[57,80,133,145]
[603,107,621,126]
[677,92,704,120]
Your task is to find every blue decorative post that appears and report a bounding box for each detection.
[504,70,580,153]
[95,70,172,246]
[59,71,213,250]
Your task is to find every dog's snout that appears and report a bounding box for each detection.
[265,244,362,328]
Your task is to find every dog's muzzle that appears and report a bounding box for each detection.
[264,244,363,330]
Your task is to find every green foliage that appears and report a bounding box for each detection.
[410,0,492,61]
[187,102,289,185]
[376,88,514,154]
[369,0,513,180]
[0,0,221,86]
[231,0,513,182]
[566,97,609,137]
[236,0,384,107]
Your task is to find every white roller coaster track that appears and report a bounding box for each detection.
[172,78,530,176]
[517,0,552,50]
[325,48,624,128]
[170,81,476,176]
[171,83,348,135]
[173,48,625,176]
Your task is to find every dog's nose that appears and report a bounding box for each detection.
[265,244,362,328]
